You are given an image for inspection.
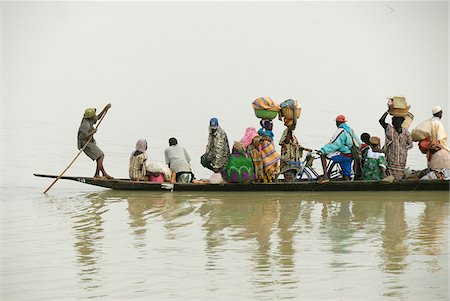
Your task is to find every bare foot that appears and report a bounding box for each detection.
[317,176,330,184]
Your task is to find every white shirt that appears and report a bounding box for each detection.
[164,145,192,173]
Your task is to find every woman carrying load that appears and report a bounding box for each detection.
[379,111,413,180]
[279,122,302,181]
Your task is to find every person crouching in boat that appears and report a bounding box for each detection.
[201,118,230,173]
[379,111,413,180]
[129,139,148,181]
[77,104,113,179]
[222,141,255,183]
[417,106,450,180]
[318,115,361,184]
[362,136,388,181]
[165,137,207,184]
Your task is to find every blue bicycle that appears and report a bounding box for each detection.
[276,149,342,183]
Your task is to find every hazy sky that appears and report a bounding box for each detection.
[1,1,448,178]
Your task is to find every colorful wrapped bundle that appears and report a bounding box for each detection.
[387,96,409,117]
[252,96,280,120]
[279,99,302,120]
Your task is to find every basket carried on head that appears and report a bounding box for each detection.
[402,112,414,129]
[279,99,301,120]
[387,96,410,117]
[252,96,280,120]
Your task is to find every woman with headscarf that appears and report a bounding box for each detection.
[242,127,280,183]
[258,119,274,140]
[129,139,148,181]
[379,111,413,180]
[201,118,230,173]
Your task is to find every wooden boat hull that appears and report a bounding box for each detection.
[34,174,450,192]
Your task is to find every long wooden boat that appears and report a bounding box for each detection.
[34,174,449,192]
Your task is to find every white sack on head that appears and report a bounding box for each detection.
[146,162,172,181]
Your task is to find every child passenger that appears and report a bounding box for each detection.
[362,136,388,181]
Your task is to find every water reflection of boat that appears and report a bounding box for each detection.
[49,188,447,299]
[35,174,449,191]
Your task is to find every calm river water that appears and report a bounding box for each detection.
[1,185,448,301]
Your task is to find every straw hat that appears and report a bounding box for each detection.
[84,108,96,119]
[369,136,381,146]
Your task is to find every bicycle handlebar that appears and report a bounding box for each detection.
[300,146,321,154]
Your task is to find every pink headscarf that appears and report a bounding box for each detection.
[240,127,259,147]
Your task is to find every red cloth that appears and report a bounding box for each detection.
[149,173,165,183]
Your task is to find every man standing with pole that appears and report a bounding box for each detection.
[78,103,113,179]
[43,103,112,193]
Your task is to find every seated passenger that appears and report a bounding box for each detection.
[360,132,371,162]
[129,139,148,181]
[318,115,361,183]
[222,141,255,183]
[362,136,388,181]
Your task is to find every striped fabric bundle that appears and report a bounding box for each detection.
[252,96,280,112]
[260,140,281,181]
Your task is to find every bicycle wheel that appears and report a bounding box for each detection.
[327,161,342,180]
[276,166,298,183]
[301,167,319,181]
[281,167,301,183]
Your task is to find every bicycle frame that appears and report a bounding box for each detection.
[277,150,343,182]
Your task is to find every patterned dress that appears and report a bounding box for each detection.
[384,124,413,180]
[205,126,230,171]
[129,152,148,181]
[247,136,280,183]
[247,141,264,182]
[362,149,387,181]
[279,128,302,170]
